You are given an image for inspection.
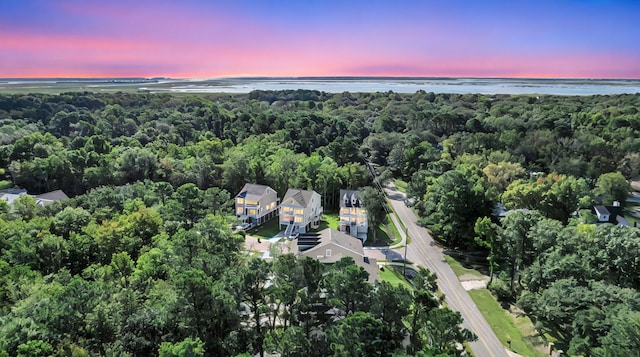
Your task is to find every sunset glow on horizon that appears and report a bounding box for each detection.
[1,0,639,79]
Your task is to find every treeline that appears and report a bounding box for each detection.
[1,90,640,355]
[0,183,474,356]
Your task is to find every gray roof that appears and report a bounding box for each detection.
[616,215,630,227]
[35,189,69,201]
[299,228,378,282]
[282,188,318,208]
[340,189,362,208]
[236,184,275,201]
[594,205,611,216]
[0,188,27,195]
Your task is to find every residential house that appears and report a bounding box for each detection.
[1,188,69,207]
[290,228,378,283]
[339,189,368,242]
[0,188,28,205]
[279,188,322,236]
[235,184,279,227]
[593,202,631,227]
[34,189,69,206]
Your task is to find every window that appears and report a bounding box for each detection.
[295,216,303,223]
[236,198,244,204]
[236,207,244,214]
[294,209,303,215]
[340,207,349,215]
[326,249,332,257]
[248,209,257,215]
[281,207,293,213]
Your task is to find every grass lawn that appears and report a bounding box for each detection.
[468,289,547,357]
[365,225,393,246]
[393,179,408,193]
[246,218,281,239]
[379,265,412,290]
[443,255,485,279]
[319,212,402,247]
[321,211,340,230]
[387,215,403,246]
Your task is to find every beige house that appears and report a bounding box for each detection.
[235,184,279,227]
[291,228,378,282]
[339,189,368,242]
[279,188,322,236]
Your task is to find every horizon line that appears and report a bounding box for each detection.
[1,75,639,81]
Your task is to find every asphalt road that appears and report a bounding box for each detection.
[385,185,509,357]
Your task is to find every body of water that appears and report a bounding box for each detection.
[3,77,640,96]
[167,78,640,96]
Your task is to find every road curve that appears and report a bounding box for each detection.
[385,185,509,357]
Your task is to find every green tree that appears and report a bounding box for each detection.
[369,281,411,355]
[358,186,388,244]
[502,173,590,222]
[323,257,372,315]
[12,195,39,220]
[594,171,630,205]
[158,337,205,357]
[418,169,493,248]
[326,312,385,357]
[474,216,501,285]
[16,339,54,357]
[483,161,526,194]
[52,206,92,238]
[240,258,271,357]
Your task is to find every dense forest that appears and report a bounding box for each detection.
[0,90,639,356]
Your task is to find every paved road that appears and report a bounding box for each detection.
[385,185,509,357]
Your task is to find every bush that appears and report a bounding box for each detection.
[488,278,513,302]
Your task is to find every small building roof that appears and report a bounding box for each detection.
[281,188,318,208]
[236,184,275,201]
[35,189,69,202]
[0,188,28,195]
[616,215,630,227]
[594,205,611,216]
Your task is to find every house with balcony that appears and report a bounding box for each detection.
[339,189,368,242]
[279,188,322,237]
[235,184,279,227]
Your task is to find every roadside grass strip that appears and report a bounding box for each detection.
[468,289,547,357]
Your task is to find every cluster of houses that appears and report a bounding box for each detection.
[235,183,369,242]
[235,184,378,281]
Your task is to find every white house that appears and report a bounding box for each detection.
[235,184,279,227]
[594,205,611,222]
[339,189,368,242]
[279,188,322,236]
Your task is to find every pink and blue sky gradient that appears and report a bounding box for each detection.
[1,0,639,79]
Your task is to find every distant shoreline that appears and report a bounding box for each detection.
[1,77,640,96]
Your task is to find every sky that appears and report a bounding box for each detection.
[1,0,639,79]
